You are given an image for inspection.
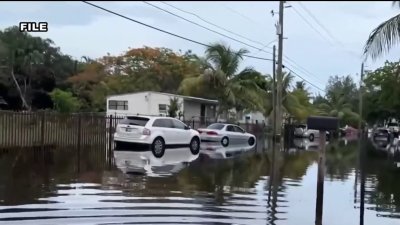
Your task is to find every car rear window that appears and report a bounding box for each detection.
[296,125,307,129]
[207,124,225,130]
[378,129,388,134]
[119,117,149,126]
[388,123,398,127]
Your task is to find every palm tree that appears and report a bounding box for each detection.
[363,1,400,60]
[295,81,306,90]
[265,73,313,122]
[179,43,267,119]
[317,91,360,126]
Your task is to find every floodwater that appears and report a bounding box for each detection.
[0,136,400,225]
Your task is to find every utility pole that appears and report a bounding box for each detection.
[358,63,366,225]
[275,1,285,142]
[272,45,276,140]
[358,63,364,132]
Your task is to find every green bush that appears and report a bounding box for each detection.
[50,89,81,113]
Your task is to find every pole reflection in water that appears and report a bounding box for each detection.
[315,131,326,225]
[267,141,282,225]
[359,132,366,225]
[267,142,276,206]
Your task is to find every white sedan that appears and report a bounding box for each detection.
[197,123,256,147]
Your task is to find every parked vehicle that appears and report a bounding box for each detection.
[113,116,201,158]
[387,122,399,135]
[294,124,328,141]
[197,123,256,147]
[373,128,390,142]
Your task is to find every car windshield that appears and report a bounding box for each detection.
[119,116,149,126]
[296,125,307,129]
[388,123,398,127]
[207,123,225,130]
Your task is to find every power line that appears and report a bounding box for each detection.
[223,4,261,25]
[152,1,322,86]
[82,1,323,92]
[147,1,317,86]
[297,2,338,44]
[81,1,273,61]
[282,55,320,80]
[291,5,335,46]
[292,2,360,58]
[160,1,266,47]
[284,65,325,92]
[143,1,267,52]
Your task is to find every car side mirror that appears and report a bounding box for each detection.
[185,125,191,130]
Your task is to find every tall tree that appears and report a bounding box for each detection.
[0,26,76,110]
[179,43,267,119]
[325,75,359,112]
[264,73,315,122]
[317,91,360,127]
[363,61,400,123]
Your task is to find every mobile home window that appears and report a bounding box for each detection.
[108,100,128,110]
[159,104,167,114]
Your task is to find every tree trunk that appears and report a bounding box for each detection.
[10,67,30,110]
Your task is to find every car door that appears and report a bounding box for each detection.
[172,119,191,145]
[152,118,175,145]
[234,126,248,142]
[226,125,240,144]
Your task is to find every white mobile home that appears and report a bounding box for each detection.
[106,91,218,122]
[239,111,268,125]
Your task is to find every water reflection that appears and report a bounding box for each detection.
[293,138,321,151]
[200,142,256,159]
[0,138,399,224]
[114,148,199,177]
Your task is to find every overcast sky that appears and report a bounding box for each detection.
[1,1,399,96]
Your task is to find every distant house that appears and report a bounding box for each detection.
[239,111,268,125]
[106,91,218,122]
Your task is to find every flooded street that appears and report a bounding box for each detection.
[0,137,399,225]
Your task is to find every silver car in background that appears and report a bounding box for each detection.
[294,124,328,141]
[198,123,256,147]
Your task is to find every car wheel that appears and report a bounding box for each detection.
[189,137,200,155]
[248,137,255,146]
[309,133,315,142]
[151,137,165,158]
[221,137,229,147]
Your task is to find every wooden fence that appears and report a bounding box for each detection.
[0,111,267,151]
[0,111,123,154]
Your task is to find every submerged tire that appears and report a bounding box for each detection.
[189,137,200,155]
[151,137,165,158]
[221,137,229,147]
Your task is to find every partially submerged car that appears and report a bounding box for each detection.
[197,123,256,147]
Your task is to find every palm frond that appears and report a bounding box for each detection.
[178,76,203,95]
[317,103,332,113]
[205,43,248,77]
[363,13,400,60]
